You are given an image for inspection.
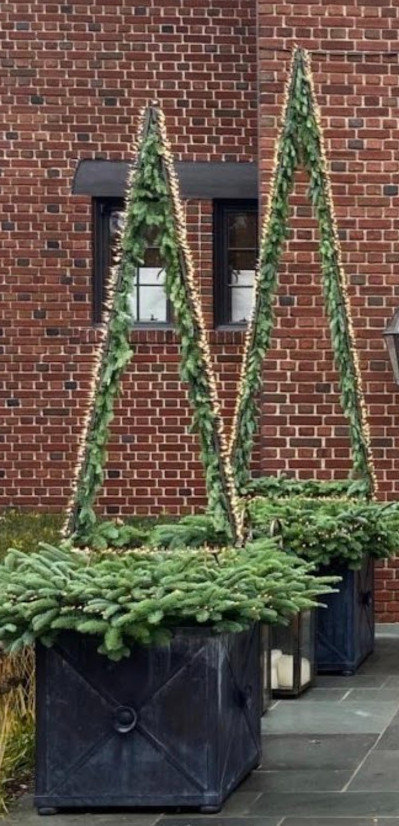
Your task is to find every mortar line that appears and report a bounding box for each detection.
[341,696,399,792]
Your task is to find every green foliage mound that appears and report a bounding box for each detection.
[248,496,399,568]
[75,520,151,551]
[150,514,228,549]
[244,475,370,501]
[0,541,335,661]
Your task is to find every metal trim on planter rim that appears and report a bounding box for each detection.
[72,159,259,200]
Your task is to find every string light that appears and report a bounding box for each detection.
[228,45,377,499]
[63,103,244,545]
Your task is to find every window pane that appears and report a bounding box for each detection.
[228,212,257,249]
[144,247,163,267]
[109,210,124,240]
[138,266,166,286]
[138,286,168,322]
[231,287,254,323]
[128,285,167,323]
[228,249,257,271]
[229,268,255,287]
[107,210,168,324]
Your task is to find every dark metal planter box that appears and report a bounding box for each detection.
[316,555,374,675]
[35,625,261,814]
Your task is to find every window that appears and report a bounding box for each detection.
[214,200,259,326]
[93,199,172,325]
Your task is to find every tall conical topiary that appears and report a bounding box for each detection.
[63,105,243,546]
[229,47,377,499]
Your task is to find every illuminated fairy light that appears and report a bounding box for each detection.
[63,103,244,544]
[156,107,244,543]
[301,48,377,497]
[61,104,147,540]
[227,45,377,499]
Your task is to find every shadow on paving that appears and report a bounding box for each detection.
[4,629,399,825]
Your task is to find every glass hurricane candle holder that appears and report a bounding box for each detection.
[271,609,315,697]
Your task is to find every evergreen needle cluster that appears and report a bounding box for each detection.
[0,542,335,662]
[249,496,399,568]
[69,108,239,545]
[229,47,375,496]
[244,475,370,501]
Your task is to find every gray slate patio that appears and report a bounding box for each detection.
[4,626,399,826]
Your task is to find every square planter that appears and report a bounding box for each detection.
[35,625,261,814]
[316,555,374,675]
[271,609,316,697]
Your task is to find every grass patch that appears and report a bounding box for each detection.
[0,511,61,812]
[0,511,63,561]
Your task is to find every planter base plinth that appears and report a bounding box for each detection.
[200,805,222,814]
[35,627,261,812]
[38,809,58,816]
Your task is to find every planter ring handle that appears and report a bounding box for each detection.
[113,705,138,734]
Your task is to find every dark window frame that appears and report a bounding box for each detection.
[213,199,258,328]
[92,197,173,327]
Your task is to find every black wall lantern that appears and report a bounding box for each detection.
[384,309,399,384]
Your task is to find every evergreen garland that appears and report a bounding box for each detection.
[63,106,242,546]
[229,47,376,498]
[0,542,335,661]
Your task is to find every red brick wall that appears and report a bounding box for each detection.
[0,1,258,516]
[257,0,399,620]
[2,0,399,619]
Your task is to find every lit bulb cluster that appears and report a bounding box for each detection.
[227,45,377,500]
[156,107,244,544]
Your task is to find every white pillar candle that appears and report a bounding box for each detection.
[271,666,279,690]
[276,655,312,689]
[276,655,294,688]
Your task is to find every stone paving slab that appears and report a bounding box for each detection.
[375,710,399,750]
[315,674,388,688]
[347,749,399,791]
[240,768,350,792]
[383,676,399,687]
[249,791,399,818]
[156,812,281,826]
[297,688,348,701]
[260,734,376,771]
[342,687,399,702]
[1,798,160,826]
[283,820,399,825]
[261,700,398,735]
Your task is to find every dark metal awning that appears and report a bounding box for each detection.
[72,159,258,200]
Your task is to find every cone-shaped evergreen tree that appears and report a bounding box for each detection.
[229,47,376,498]
[64,106,243,545]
